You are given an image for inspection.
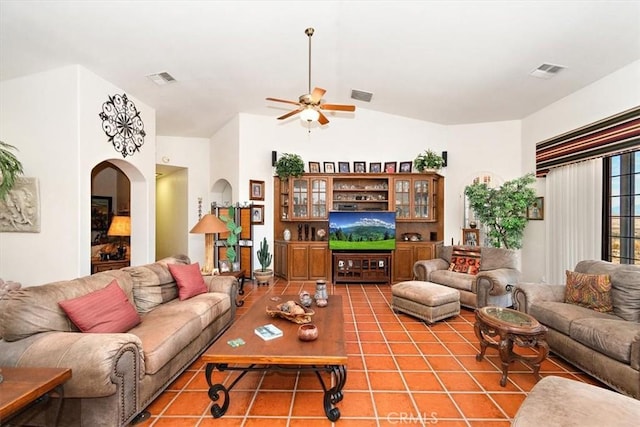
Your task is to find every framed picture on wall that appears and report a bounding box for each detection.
[323,162,335,173]
[399,161,412,173]
[527,197,544,220]
[369,162,382,173]
[353,161,366,173]
[384,161,397,173]
[338,162,350,173]
[251,205,264,225]
[91,196,112,245]
[308,161,321,173]
[249,180,265,201]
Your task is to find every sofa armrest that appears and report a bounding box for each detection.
[413,258,449,281]
[512,282,566,313]
[475,268,520,307]
[204,275,238,317]
[0,331,144,399]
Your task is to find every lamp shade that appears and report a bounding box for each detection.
[300,107,320,122]
[107,216,131,237]
[189,214,227,234]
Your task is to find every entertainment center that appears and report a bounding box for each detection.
[273,172,444,283]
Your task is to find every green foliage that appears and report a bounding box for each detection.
[413,149,445,172]
[257,237,273,271]
[219,206,242,263]
[464,173,537,249]
[275,153,305,179]
[0,141,24,200]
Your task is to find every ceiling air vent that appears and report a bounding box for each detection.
[529,63,566,79]
[351,89,373,102]
[146,72,176,86]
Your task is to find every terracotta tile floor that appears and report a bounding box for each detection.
[136,279,605,426]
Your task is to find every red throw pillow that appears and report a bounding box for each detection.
[59,280,141,333]
[168,262,208,300]
[564,270,613,312]
[448,246,482,275]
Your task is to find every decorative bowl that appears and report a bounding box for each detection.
[267,300,315,324]
[297,323,318,341]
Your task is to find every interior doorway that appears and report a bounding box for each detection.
[156,164,188,260]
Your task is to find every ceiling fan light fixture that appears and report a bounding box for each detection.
[300,107,320,122]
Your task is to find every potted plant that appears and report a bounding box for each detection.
[0,141,24,200]
[464,173,537,249]
[275,153,305,179]
[413,149,445,172]
[254,237,273,285]
[219,206,242,271]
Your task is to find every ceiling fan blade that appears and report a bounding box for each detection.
[320,104,356,112]
[318,110,329,125]
[277,108,304,120]
[266,97,301,106]
[310,87,326,103]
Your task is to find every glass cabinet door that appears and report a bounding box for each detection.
[413,179,430,219]
[310,178,327,219]
[292,179,308,218]
[394,179,410,219]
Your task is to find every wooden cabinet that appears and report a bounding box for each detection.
[393,175,440,222]
[274,241,287,278]
[286,177,329,221]
[91,259,129,274]
[282,241,329,280]
[333,252,392,283]
[393,241,440,282]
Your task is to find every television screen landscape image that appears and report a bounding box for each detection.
[329,211,396,250]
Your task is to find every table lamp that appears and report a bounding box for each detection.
[107,215,131,260]
[190,214,227,274]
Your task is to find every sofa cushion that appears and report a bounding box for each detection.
[448,246,481,275]
[529,301,617,336]
[564,270,613,313]
[569,318,640,364]
[430,270,475,292]
[124,255,189,313]
[168,262,208,300]
[59,280,141,333]
[0,270,133,341]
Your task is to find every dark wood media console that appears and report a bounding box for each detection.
[332,252,392,284]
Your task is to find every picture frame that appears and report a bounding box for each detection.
[323,161,336,173]
[527,196,544,220]
[338,161,350,173]
[308,161,321,174]
[91,195,112,245]
[369,162,382,173]
[462,228,480,246]
[249,180,264,201]
[251,205,264,225]
[353,161,366,173]
[399,161,412,173]
[384,161,397,173]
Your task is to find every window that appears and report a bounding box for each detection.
[604,150,639,264]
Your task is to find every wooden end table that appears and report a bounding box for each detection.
[474,306,548,386]
[202,294,347,421]
[0,367,72,425]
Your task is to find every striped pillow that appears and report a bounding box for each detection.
[448,246,482,275]
[564,270,613,313]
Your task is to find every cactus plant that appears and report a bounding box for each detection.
[257,237,273,272]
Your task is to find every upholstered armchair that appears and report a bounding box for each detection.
[413,245,520,308]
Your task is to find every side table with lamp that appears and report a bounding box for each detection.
[91,215,130,273]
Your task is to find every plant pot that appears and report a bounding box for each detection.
[254,269,273,285]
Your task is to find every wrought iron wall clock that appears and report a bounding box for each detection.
[98,93,146,158]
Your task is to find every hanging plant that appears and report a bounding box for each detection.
[413,149,445,172]
[464,173,537,249]
[0,141,24,200]
[275,153,305,179]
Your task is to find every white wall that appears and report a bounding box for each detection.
[520,59,640,282]
[0,65,156,286]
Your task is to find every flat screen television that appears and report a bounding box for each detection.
[329,211,396,250]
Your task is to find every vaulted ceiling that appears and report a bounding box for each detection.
[1,1,639,138]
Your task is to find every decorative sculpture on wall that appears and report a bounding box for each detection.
[98,93,146,158]
[0,177,40,232]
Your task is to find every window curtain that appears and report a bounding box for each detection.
[545,158,602,284]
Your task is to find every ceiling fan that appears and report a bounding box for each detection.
[266,27,356,126]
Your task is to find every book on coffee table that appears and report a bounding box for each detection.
[254,324,283,341]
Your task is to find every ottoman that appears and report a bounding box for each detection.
[512,376,640,427]
[391,280,460,324]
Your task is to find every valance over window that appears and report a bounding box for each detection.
[536,106,640,177]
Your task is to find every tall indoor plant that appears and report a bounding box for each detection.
[219,206,242,270]
[0,141,24,200]
[464,173,537,249]
[275,153,305,179]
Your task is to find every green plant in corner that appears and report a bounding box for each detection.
[275,153,305,179]
[257,237,273,272]
[0,141,24,200]
[219,206,242,265]
[413,149,445,172]
[464,173,537,249]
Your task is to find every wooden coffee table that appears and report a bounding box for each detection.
[0,367,72,424]
[202,294,347,421]
[474,306,548,386]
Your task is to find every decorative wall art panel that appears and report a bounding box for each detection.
[98,93,146,158]
[0,177,40,232]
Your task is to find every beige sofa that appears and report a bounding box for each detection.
[0,255,238,426]
[413,245,520,308]
[513,260,640,399]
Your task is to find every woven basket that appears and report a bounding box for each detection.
[266,301,315,324]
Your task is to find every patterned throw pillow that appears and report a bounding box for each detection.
[448,246,482,275]
[564,270,613,312]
